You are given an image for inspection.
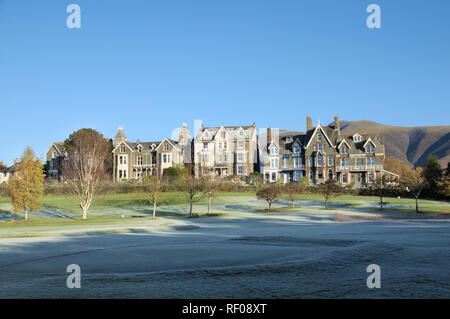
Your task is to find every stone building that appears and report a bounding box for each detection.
[194,123,258,179]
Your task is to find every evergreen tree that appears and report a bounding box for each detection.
[422,155,443,197]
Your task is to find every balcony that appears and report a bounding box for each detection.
[336,165,382,172]
[132,164,156,170]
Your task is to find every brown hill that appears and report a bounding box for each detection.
[339,120,450,168]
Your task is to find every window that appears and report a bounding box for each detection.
[328,170,333,180]
[238,166,244,174]
[163,154,167,163]
[239,130,244,137]
[120,146,126,152]
[203,142,208,149]
[218,155,222,163]
[317,134,322,142]
[237,153,244,162]
[224,142,227,150]
[123,156,127,164]
[221,132,226,138]
[343,173,348,184]
[314,145,317,152]
[294,157,301,168]
[318,169,323,179]
[224,154,227,162]
[270,158,278,169]
[309,170,314,180]
[317,156,323,166]
[368,172,374,183]
[119,156,123,165]
[270,147,277,155]
[286,136,292,142]
[123,170,127,178]
[202,154,208,162]
[328,156,333,166]
[119,170,122,179]
[366,146,374,153]
[293,145,301,153]
[283,157,289,168]
[218,142,222,149]
[294,171,301,182]
[238,141,244,149]
[138,157,143,165]
[356,157,360,168]
[272,172,277,182]
[52,152,56,159]
[167,154,171,163]
[309,157,313,167]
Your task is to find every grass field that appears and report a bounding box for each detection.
[0,192,448,230]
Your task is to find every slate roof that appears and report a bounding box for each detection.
[196,124,256,139]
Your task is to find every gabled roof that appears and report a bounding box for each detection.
[363,137,377,148]
[155,138,179,151]
[305,124,335,148]
[196,124,256,140]
[112,140,135,153]
[47,142,66,156]
[338,139,352,149]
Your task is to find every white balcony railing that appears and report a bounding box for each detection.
[336,165,382,172]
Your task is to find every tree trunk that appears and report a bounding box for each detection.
[82,207,88,220]
[207,196,211,215]
[25,209,28,221]
[415,197,419,213]
[189,197,193,216]
[380,194,383,210]
[291,197,294,208]
[268,202,272,212]
[153,201,156,219]
[325,198,328,209]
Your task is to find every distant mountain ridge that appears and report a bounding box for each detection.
[339,120,450,168]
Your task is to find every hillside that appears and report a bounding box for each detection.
[339,120,450,168]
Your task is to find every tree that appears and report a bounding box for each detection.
[400,166,428,213]
[179,173,204,217]
[201,176,221,215]
[316,180,342,209]
[10,147,44,221]
[146,176,163,219]
[370,175,396,210]
[284,177,308,208]
[63,129,110,219]
[383,157,412,175]
[257,186,282,211]
[422,155,443,196]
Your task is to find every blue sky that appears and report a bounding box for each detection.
[0,0,449,165]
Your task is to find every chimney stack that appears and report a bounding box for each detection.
[267,127,272,144]
[306,116,312,131]
[334,115,340,131]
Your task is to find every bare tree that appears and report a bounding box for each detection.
[369,175,396,210]
[62,129,110,219]
[201,175,221,215]
[400,166,428,213]
[146,176,163,219]
[284,177,308,208]
[257,186,283,212]
[179,173,204,217]
[316,180,342,209]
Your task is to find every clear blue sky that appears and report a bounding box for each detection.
[1,0,449,165]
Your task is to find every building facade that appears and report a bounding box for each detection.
[46,142,67,181]
[259,116,387,188]
[112,125,191,182]
[194,123,258,179]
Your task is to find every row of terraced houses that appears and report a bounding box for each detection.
[45,116,397,187]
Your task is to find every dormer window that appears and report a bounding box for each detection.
[286,136,292,143]
[52,152,56,159]
[353,135,361,142]
[317,134,322,142]
[366,146,374,153]
[120,146,126,153]
[340,147,348,154]
[270,146,278,155]
[239,130,244,137]
[293,145,301,153]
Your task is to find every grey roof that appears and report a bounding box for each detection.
[114,127,127,140]
[196,124,256,139]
